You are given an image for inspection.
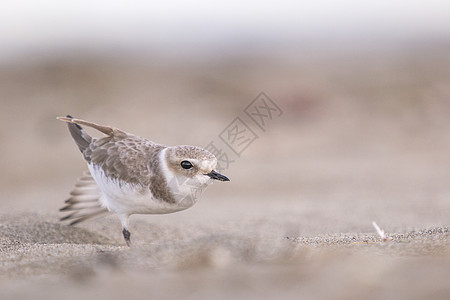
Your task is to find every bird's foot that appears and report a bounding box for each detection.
[122,228,131,247]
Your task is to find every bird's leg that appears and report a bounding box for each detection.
[122,228,131,247]
[119,214,131,247]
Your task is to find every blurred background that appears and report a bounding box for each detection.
[1,1,450,298]
[1,0,449,230]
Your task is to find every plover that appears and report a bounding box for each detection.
[58,115,229,246]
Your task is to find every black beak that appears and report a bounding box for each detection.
[205,170,230,182]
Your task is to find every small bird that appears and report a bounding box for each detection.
[58,115,229,246]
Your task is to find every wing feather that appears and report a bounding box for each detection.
[86,134,164,187]
[60,172,109,225]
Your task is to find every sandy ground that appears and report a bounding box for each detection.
[1,44,450,299]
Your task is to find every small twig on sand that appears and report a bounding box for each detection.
[372,221,391,242]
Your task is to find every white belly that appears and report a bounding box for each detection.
[88,164,193,216]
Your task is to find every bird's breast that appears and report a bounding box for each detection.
[88,164,196,215]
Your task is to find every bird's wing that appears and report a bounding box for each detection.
[86,134,165,187]
[58,116,164,186]
[60,171,109,225]
[57,116,126,137]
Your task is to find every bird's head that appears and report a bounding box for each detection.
[164,145,230,185]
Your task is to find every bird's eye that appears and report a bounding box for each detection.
[180,160,193,169]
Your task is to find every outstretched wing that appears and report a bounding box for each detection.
[60,171,109,225]
[57,115,165,187]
